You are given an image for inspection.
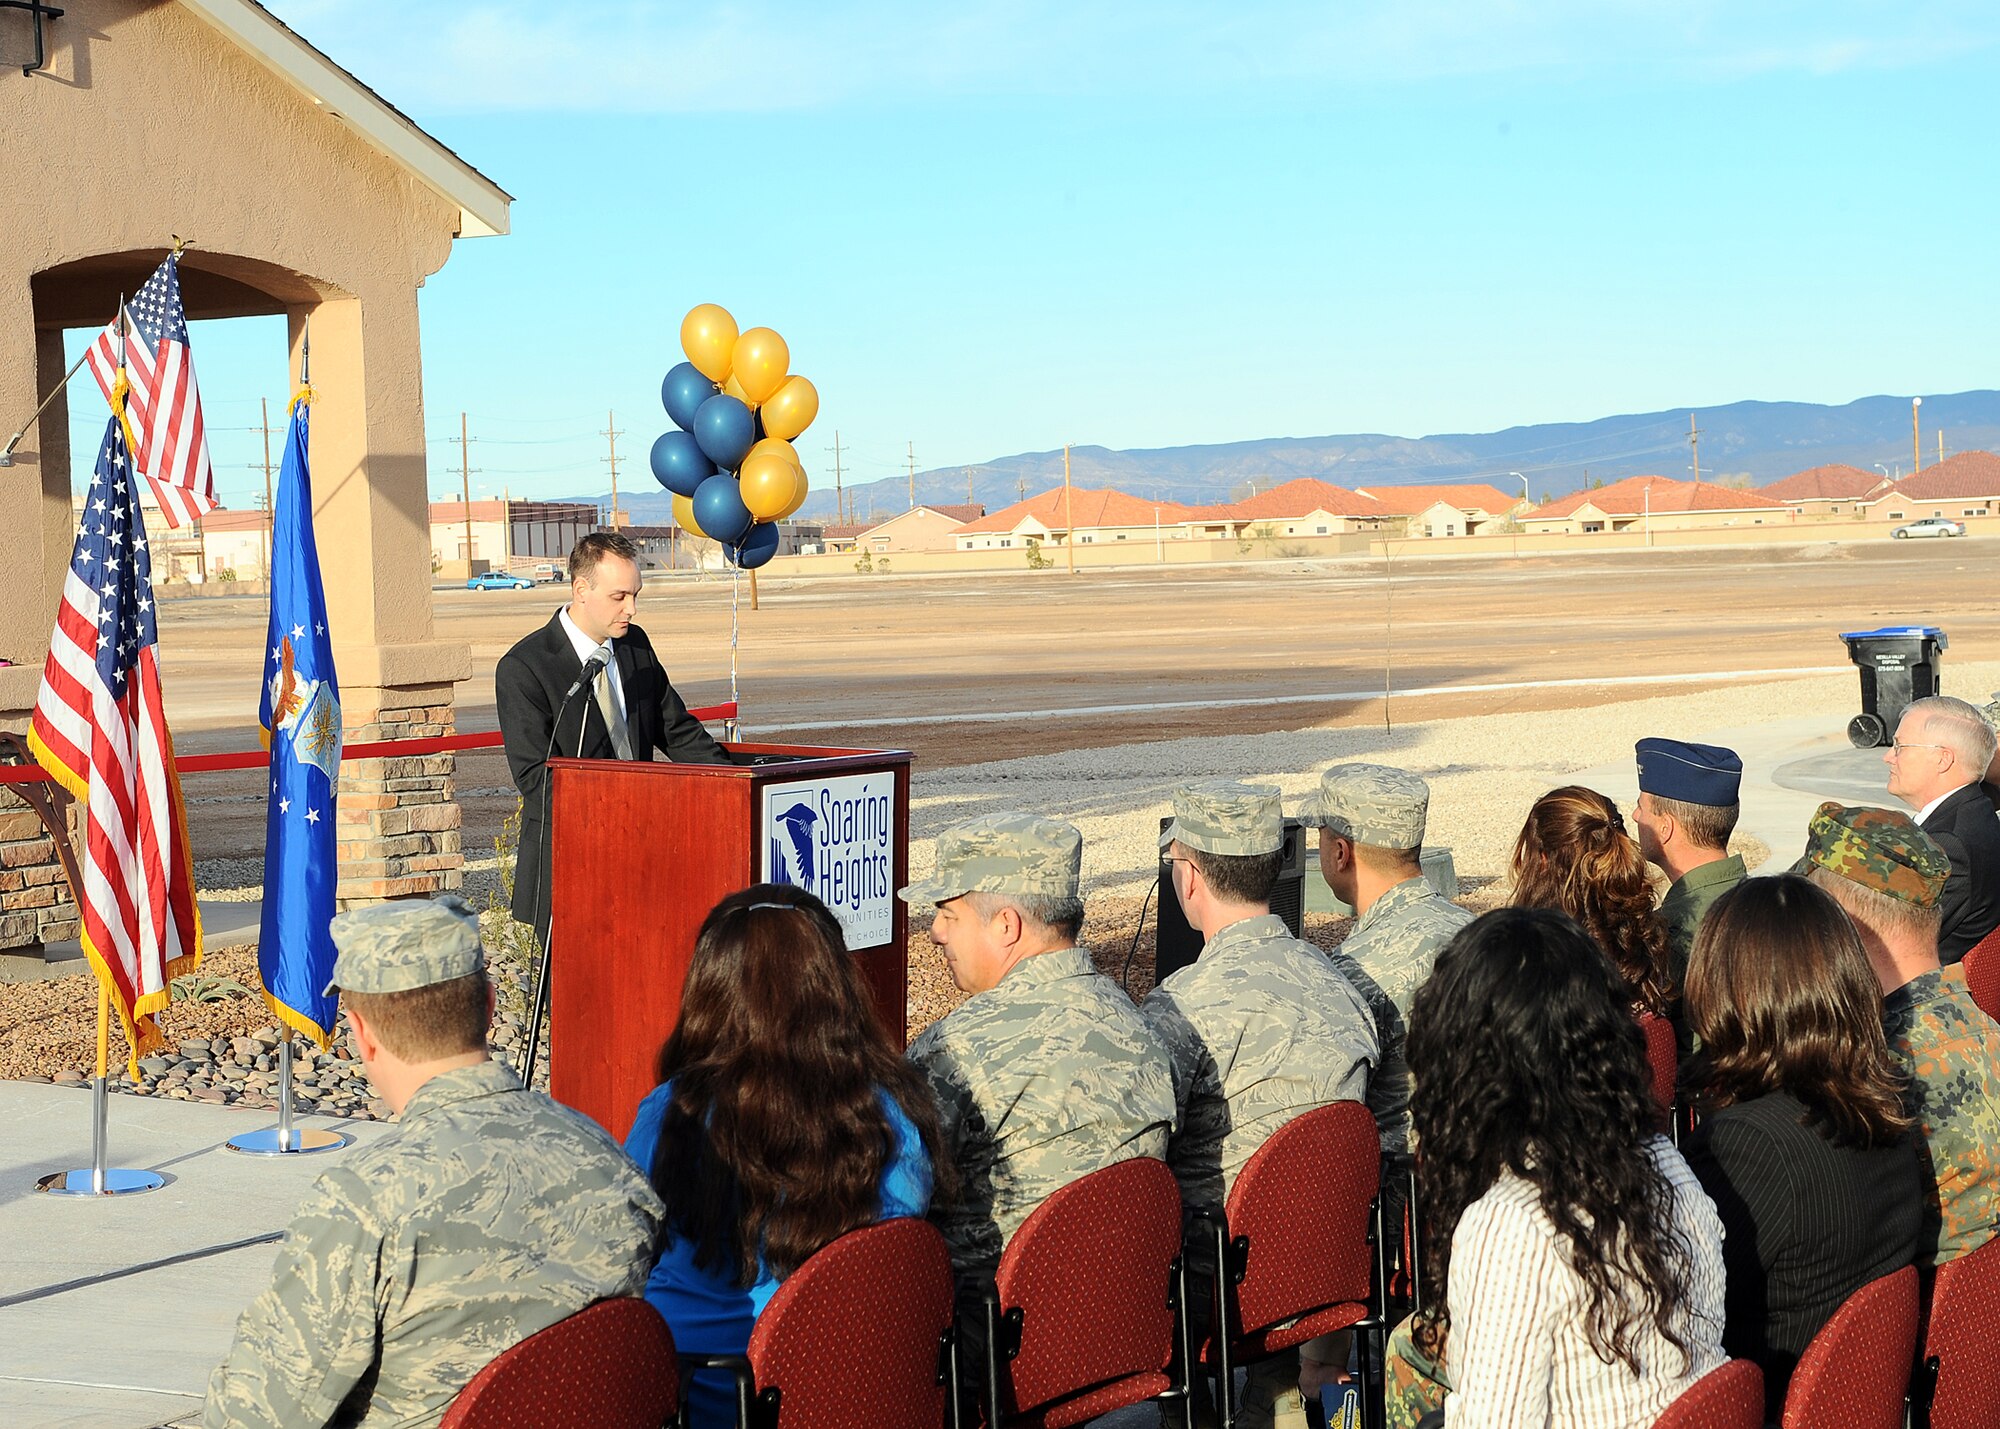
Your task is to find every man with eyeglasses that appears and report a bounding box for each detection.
[1883,695,2000,963]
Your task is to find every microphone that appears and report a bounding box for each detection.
[564,648,610,702]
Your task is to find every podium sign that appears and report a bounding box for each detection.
[547,744,913,1140]
[760,771,897,950]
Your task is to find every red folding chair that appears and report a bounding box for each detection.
[982,1155,1189,1429]
[439,1297,678,1429]
[1636,1010,1677,1118]
[1780,1266,1919,1429]
[1961,927,2000,1021]
[1913,1235,2000,1429]
[1190,1101,1384,1429]
[697,1216,959,1429]
[1650,1359,1763,1429]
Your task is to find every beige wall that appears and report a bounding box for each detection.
[429,514,510,566]
[1523,506,1794,535]
[858,509,971,553]
[1872,495,2000,522]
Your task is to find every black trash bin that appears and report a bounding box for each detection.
[1840,625,1947,749]
[1154,817,1308,984]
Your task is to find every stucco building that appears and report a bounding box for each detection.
[1356,483,1523,537]
[1757,464,1894,519]
[1872,451,2000,523]
[1181,478,1391,538]
[2,0,510,952]
[853,503,985,553]
[1520,476,1790,535]
[954,487,1197,551]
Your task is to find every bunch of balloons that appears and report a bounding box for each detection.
[650,303,819,571]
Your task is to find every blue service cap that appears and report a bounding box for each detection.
[1635,738,1742,807]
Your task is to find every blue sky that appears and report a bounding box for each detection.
[64,1,2000,506]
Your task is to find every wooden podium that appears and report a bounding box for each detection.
[545,744,913,1140]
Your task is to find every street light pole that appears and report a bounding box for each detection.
[1508,471,1527,557]
[1912,397,1923,475]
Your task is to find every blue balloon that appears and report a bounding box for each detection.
[693,394,756,471]
[661,362,717,432]
[729,520,781,570]
[649,430,714,497]
[692,473,755,546]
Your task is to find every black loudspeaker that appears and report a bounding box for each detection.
[1154,817,1310,986]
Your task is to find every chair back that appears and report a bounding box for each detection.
[438,1298,677,1429]
[1637,1011,1677,1116]
[993,1155,1183,1420]
[1222,1100,1379,1343]
[1781,1266,1919,1429]
[1923,1235,2000,1429]
[1962,928,2000,1022]
[746,1216,955,1429]
[1651,1359,1763,1429]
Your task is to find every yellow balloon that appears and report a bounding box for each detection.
[744,436,799,472]
[672,491,708,540]
[739,453,803,521]
[760,374,819,442]
[780,476,810,520]
[723,372,757,410]
[680,303,738,383]
[731,327,790,406]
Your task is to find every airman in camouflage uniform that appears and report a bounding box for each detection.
[1799,802,2000,1265]
[1143,781,1377,1212]
[901,812,1174,1284]
[204,899,666,1429]
[1306,764,1472,1162]
[1979,697,2000,813]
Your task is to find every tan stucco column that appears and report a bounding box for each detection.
[288,300,470,904]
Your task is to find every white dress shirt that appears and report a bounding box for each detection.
[1443,1138,1727,1429]
[556,608,626,726]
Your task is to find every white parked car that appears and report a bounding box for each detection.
[1892,517,1967,539]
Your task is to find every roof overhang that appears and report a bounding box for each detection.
[181,0,512,238]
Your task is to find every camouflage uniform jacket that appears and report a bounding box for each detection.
[1142,913,1377,1212]
[907,945,1174,1281]
[1881,966,2000,1265]
[1325,877,1474,1158]
[204,1060,666,1429]
[1659,854,1747,992]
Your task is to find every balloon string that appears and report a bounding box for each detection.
[729,560,740,711]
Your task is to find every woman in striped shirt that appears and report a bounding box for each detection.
[1384,908,1727,1429]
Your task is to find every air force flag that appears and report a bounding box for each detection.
[257,392,342,1045]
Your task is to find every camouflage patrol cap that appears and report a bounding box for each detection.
[1161,780,1284,857]
[1794,801,1949,907]
[1300,763,1429,849]
[899,811,1083,906]
[324,896,486,996]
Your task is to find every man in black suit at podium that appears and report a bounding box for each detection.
[495,532,736,941]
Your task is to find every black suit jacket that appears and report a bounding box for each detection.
[1921,782,2000,964]
[495,612,735,937]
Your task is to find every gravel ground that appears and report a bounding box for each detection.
[10,662,1997,1096]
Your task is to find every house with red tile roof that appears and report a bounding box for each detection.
[1520,476,1791,534]
[853,503,987,553]
[1870,451,2000,523]
[1179,478,1394,538]
[1758,464,1896,518]
[954,488,1198,551]
[1354,483,1525,537]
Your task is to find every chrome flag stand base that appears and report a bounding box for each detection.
[227,1040,348,1156]
[36,1075,165,1196]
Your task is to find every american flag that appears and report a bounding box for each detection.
[28,417,203,1072]
[83,255,217,529]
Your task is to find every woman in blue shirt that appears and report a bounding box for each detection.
[623,885,940,1427]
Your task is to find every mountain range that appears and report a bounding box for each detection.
[594,389,2000,526]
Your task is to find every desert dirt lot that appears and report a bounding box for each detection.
[155,536,2000,871]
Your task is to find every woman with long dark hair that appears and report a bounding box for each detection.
[1384,908,1725,1429]
[623,885,942,1427]
[1510,786,1675,1016]
[1682,874,1921,1417]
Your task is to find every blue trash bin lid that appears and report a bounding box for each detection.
[1839,625,1945,641]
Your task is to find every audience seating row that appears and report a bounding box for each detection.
[441,1110,2000,1429]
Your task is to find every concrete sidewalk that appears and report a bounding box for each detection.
[0,1081,393,1429]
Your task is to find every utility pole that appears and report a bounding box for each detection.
[1063,443,1076,574]
[826,431,846,525]
[1688,413,1701,485]
[451,412,478,570]
[602,409,623,528]
[1017,474,1027,501]
[907,440,916,510]
[1912,397,1923,474]
[258,397,275,580]
[964,467,975,505]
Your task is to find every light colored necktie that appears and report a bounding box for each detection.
[593,659,633,760]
